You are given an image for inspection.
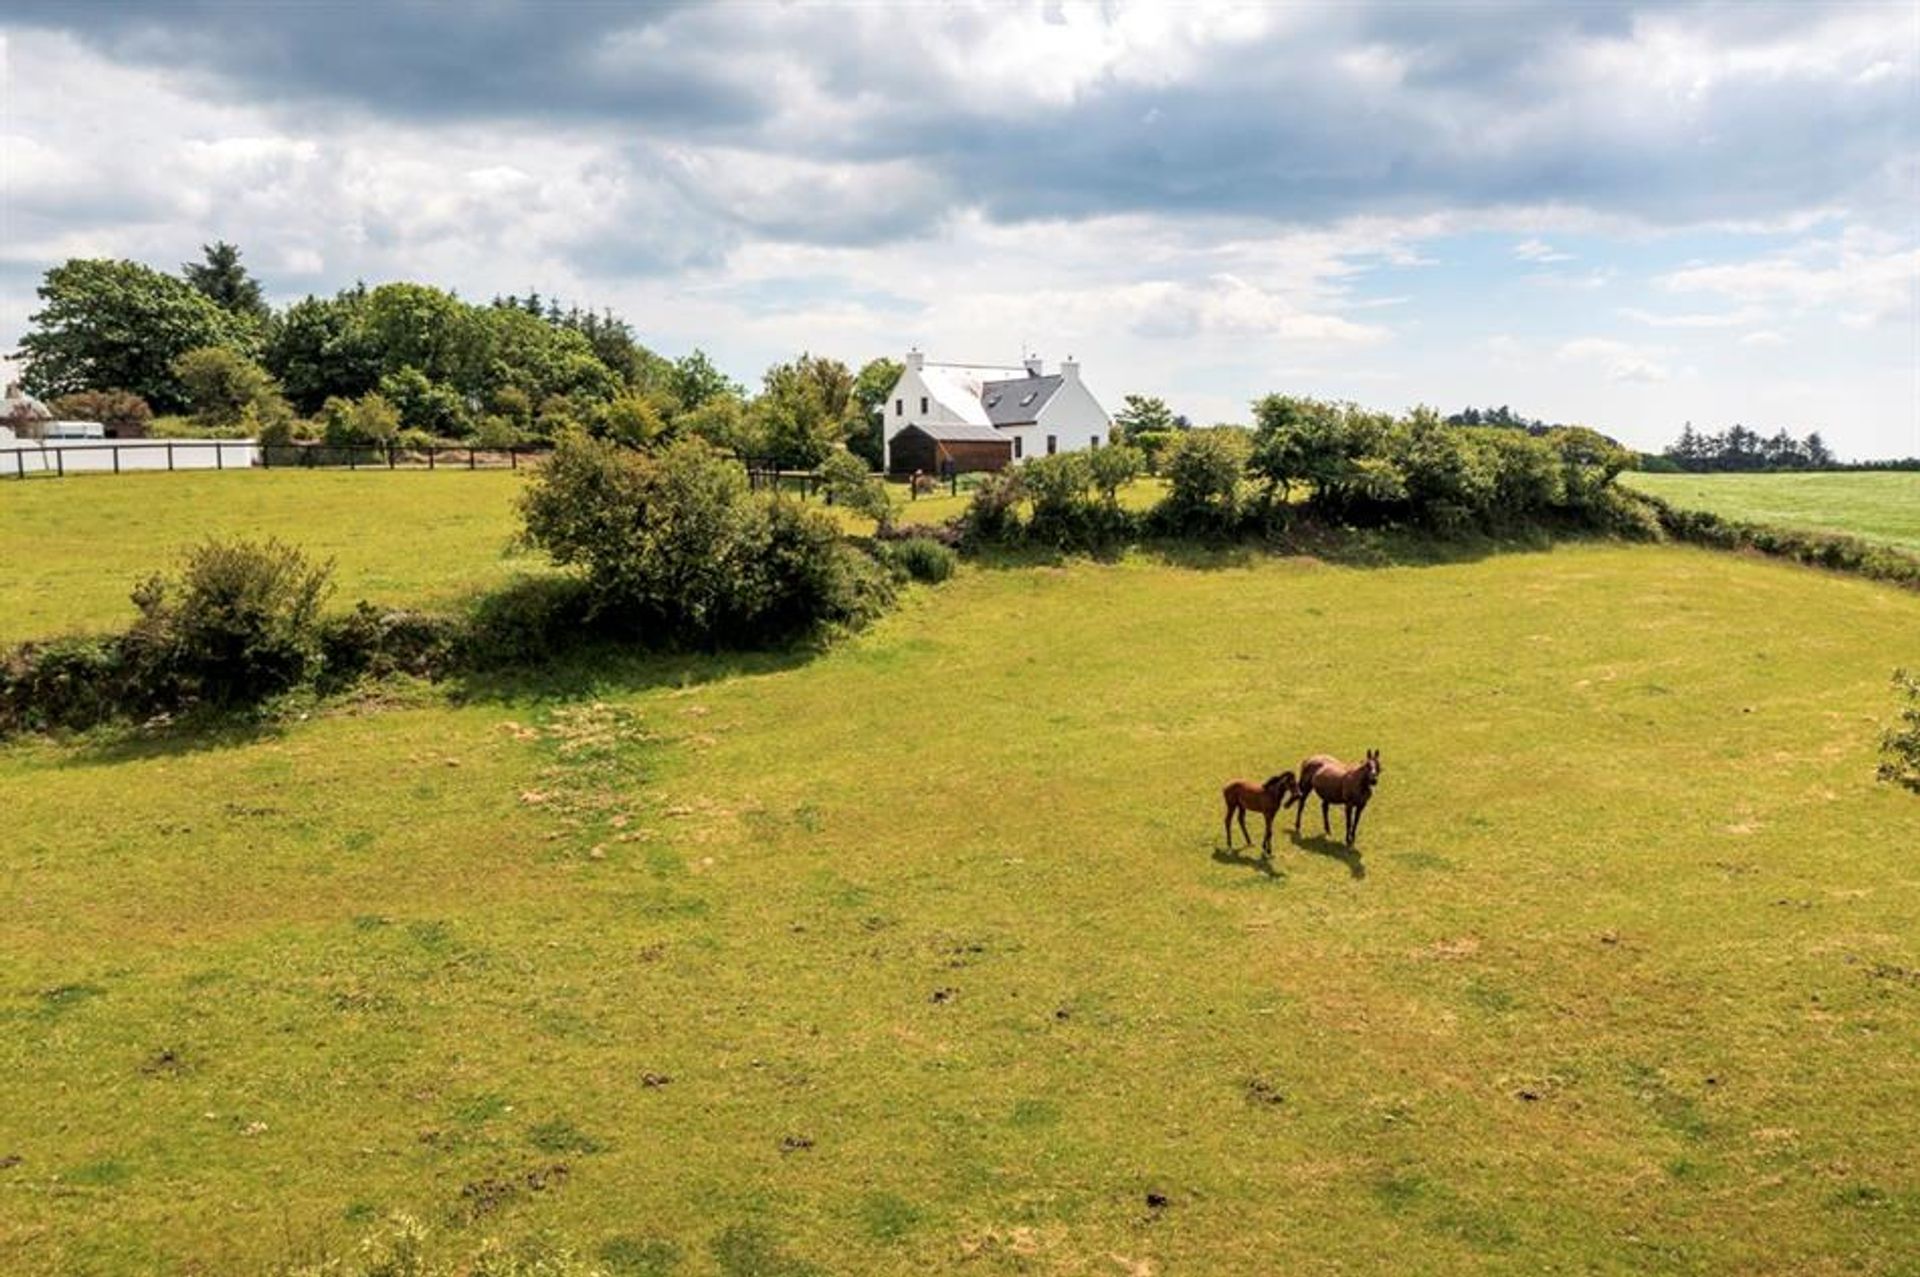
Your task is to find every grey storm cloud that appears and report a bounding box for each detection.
[5,0,1915,244]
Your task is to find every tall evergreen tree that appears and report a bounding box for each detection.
[182,241,269,325]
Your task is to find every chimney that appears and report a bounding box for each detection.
[905,347,924,371]
[1023,354,1043,377]
[1060,356,1080,383]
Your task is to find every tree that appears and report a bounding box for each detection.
[47,390,152,437]
[754,354,858,468]
[265,289,381,413]
[182,241,270,326]
[19,259,257,411]
[1805,431,1834,469]
[1113,394,1179,440]
[849,357,904,468]
[669,350,741,413]
[172,346,284,429]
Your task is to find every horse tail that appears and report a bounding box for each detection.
[1298,757,1325,794]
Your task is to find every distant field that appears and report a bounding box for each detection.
[1624,471,1920,553]
[6,543,1920,1273]
[0,471,541,643]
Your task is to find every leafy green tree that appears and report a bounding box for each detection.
[377,366,470,437]
[669,350,742,413]
[819,447,893,532]
[678,392,758,456]
[265,289,381,412]
[320,392,400,447]
[849,357,904,468]
[594,393,669,448]
[19,259,257,411]
[182,241,270,326]
[1087,443,1145,508]
[1160,428,1252,533]
[754,355,856,467]
[1113,394,1179,440]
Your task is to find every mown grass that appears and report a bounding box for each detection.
[5,542,1920,1274]
[1624,471,1920,554]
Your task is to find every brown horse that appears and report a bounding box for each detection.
[1223,772,1299,856]
[1293,750,1382,847]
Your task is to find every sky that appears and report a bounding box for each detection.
[1,1,1916,458]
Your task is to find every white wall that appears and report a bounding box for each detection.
[0,438,260,476]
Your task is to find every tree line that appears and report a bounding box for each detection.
[1661,423,1835,472]
[11,244,903,467]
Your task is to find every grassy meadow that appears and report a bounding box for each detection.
[5,468,1920,1274]
[1624,471,1920,554]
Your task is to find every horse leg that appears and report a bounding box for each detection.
[1320,798,1331,836]
[1261,810,1274,857]
[1238,808,1252,846]
[1350,806,1364,847]
[1224,802,1235,847]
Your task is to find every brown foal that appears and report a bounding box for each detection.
[1222,772,1299,856]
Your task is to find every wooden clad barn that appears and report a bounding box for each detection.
[887,422,1011,476]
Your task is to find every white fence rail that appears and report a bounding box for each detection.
[2,438,259,477]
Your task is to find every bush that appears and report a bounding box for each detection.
[379,366,471,437]
[322,392,401,448]
[878,536,957,583]
[957,468,1025,546]
[819,447,893,532]
[127,537,334,709]
[1879,669,1920,793]
[172,346,285,430]
[0,636,129,735]
[317,603,460,686]
[1131,429,1178,475]
[461,575,597,667]
[519,433,892,644]
[473,414,525,450]
[1157,428,1251,536]
[47,389,152,436]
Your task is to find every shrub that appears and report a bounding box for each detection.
[461,575,597,667]
[127,537,334,709]
[819,447,893,532]
[1879,669,1920,793]
[322,393,401,448]
[1087,444,1145,507]
[0,637,129,735]
[1022,452,1096,547]
[317,603,460,686]
[1130,429,1178,475]
[473,414,524,450]
[47,389,152,437]
[1157,428,1251,536]
[379,366,471,437]
[172,345,284,430]
[879,536,957,583]
[519,433,891,644]
[957,468,1025,546]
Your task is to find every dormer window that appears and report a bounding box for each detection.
[985,395,1000,408]
[1020,392,1037,406]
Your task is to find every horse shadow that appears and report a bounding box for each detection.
[1289,832,1368,880]
[1210,844,1285,880]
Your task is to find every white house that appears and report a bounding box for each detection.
[880,350,1111,475]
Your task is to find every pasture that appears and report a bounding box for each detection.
[1624,471,1920,554]
[5,478,1920,1273]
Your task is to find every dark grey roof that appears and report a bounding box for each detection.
[898,421,1009,444]
[980,374,1062,425]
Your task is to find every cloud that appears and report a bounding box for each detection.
[1660,229,1920,328]
[1738,330,1789,347]
[1557,337,1671,383]
[1616,306,1766,329]
[1514,238,1575,263]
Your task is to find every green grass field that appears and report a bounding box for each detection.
[1624,471,1920,554]
[6,486,1920,1273]
[0,471,543,643]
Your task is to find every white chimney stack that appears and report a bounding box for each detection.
[1023,354,1044,377]
[905,347,924,371]
[1060,356,1080,383]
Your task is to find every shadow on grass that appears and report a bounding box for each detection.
[1289,830,1369,880]
[51,714,289,769]
[1211,843,1285,880]
[444,639,818,707]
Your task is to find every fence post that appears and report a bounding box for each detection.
[216,442,224,471]
[349,444,358,471]
[56,447,65,478]
[468,447,476,471]
[387,442,395,470]
[950,471,958,497]
[166,440,175,472]
[428,446,436,471]
[14,450,23,479]
[510,446,518,471]
[113,444,121,475]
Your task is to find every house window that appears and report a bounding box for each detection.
[1047,435,1057,455]
[895,399,902,416]
[1020,392,1037,406]
[1090,436,1100,449]
[920,396,929,414]
[1013,435,1023,459]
